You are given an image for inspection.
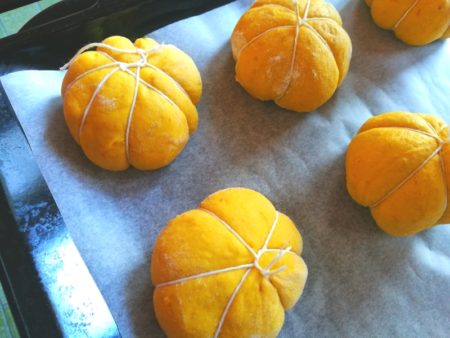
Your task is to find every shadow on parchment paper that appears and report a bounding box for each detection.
[43,96,171,195]
[125,262,164,338]
[244,114,419,334]
[277,150,419,335]
[201,43,309,164]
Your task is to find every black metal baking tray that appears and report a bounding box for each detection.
[1,0,233,70]
[0,1,232,336]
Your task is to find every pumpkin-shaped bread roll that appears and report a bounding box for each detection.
[61,36,202,171]
[365,0,450,45]
[231,0,352,113]
[346,112,450,236]
[151,188,308,338]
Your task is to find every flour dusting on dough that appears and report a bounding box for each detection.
[274,81,286,97]
[97,95,119,110]
[270,55,282,64]
[234,31,247,52]
[267,55,284,80]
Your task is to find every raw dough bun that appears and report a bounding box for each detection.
[151,187,308,338]
[231,0,352,113]
[366,0,450,45]
[346,112,450,236]
[62,36,202,171]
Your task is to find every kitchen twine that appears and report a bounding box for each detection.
[61,42,188,163]
[235,0,420,102]
[369,124,450,208]
[155,209,296,338]
[235,0,337,101]
[393,0,421,30]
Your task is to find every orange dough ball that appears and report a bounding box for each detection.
[366,0,450,45]
[346,112,450,236]
[62,36,202,171]
[151,188,308,337]
[231,0,352,113]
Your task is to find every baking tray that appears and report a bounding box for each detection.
[0,1,232,336]
[2,1,450,337]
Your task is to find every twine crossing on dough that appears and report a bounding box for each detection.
[125,61,141,163]
[369,123,450,208]
[155,209,296,338]
[437,124,450,213]
[61,41,188,164]
[276,0,302,100]
[60,42,162,71]
[303,0,311,19]
[393,0,421,30]
[236,0,336,72]
[274,0,334,100]
[77,67,119,140]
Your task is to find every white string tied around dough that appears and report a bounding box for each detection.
[155,209,296,338]
[369,124,450,208]
[60,42,162,71]
[393,0,421,30]
[60,42,175,164]
[275,0,301,100]
[273,0,334,101]
[236,0,337,103]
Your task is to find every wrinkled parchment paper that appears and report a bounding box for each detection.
[2,1,450,336]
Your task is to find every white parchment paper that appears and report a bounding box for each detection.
[2,1,450,337]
